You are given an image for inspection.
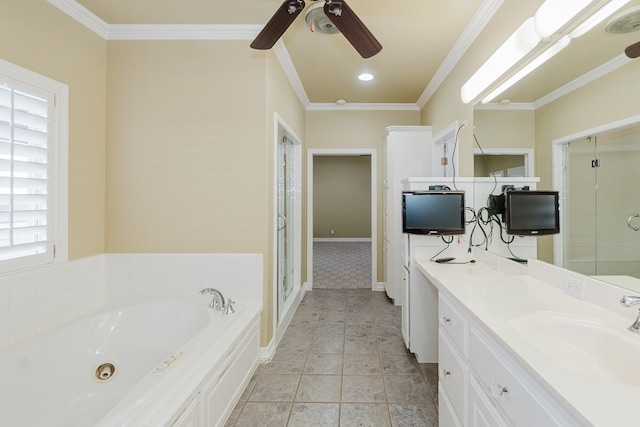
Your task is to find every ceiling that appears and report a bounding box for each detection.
[68,0,640,106]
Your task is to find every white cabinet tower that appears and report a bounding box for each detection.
[383,126,431,303]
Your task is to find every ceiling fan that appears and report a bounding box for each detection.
[250,0,382,58]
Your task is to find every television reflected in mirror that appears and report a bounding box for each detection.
[505,190,560,236]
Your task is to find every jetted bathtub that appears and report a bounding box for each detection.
[0,299,261,427]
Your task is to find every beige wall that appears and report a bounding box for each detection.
[305,110,420,283]
[313,156,372,238]
[106,41,268,253]
[474,109,535,150]
[265,52,306,344]
[0,0,107,260]
[106,41,305,346]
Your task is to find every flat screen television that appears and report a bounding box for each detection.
[505,190,560,236]
[402,191,466,235]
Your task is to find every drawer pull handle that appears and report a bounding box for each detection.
[491,382,509,397]
[441,316,452,325]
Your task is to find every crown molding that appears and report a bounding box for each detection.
[107,24,262,40]
[273,41,310,108]
[533,54,633,110]
[478,54,634,111]
[416,0,504,108]
[474,102,535,111]
[47,0,109,38]
[306,103,420,111]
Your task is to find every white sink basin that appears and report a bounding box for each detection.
[508,310,640,387]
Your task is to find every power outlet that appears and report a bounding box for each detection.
[564,277,586,299]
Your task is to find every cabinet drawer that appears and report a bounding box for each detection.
[438,329,468,424]
[439,294,468,355]
[469,327,562,427]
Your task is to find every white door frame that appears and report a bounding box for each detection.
[306,148,378,291]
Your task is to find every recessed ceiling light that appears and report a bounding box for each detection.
[358,73,374,81]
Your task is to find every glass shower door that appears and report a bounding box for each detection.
[563,136,597,275]
[277,133,296,321]
[562,123,640,278]
[594,124,640,277]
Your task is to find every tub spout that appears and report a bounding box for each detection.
[199,288,225,311]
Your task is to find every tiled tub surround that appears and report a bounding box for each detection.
[0,255,106,350]
[0,253,263,351]
[0,253,263,426]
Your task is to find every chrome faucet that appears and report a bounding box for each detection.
[619,295,640,334]
[199,288,235,314]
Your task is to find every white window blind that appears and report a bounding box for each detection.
[0,74,56,270]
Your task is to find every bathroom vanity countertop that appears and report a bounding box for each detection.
[594,275,640,293]
[416,255,640,427]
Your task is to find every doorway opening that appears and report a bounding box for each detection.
[307,149,378,291]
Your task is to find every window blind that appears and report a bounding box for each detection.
[0,81,52,263]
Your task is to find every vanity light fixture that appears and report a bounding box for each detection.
[358,73,374,81]
[461,17,542,104]
[570,0,630,37]
[480,36,571,104]
[461,0,630,104]
[534,0,595,39]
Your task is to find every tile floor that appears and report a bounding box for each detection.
[226,288,439,426]
[313,242,372,289]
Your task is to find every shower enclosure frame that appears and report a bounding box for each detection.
[552,114,640,273]
[273,114,302,342]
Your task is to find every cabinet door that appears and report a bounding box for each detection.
[401,266,409,347]
[469,376,508,427]
[438,383,462,427]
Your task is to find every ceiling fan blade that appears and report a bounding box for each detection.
[625,41,640,59]
[250,0,305,50]
[324,0,382,58]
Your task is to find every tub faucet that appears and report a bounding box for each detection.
[199,288,235,314]
[620,295,640,334]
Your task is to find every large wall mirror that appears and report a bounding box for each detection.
[472,0,640,288]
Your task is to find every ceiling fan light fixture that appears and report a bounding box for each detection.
[606,4,640,34]
[305,2,340,34]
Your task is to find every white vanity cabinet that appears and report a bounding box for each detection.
[438,290,581,427]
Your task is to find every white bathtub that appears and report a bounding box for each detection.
[0,299,261,427]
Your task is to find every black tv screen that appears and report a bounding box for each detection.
[505,190,560,236]
[402,191,465,235]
